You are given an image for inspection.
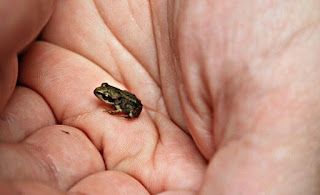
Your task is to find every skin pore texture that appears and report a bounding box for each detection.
[1,0,320,194]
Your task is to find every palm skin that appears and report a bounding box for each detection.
[1,1,320,194]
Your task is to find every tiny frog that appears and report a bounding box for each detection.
[94,83,143,118]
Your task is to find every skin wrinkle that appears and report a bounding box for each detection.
[100,114,159,184]
[42,2,122,83]
[16,82,58,126]
[182,70,202,118]
[127,1,143,33]
[0,112,16,139]
[93,2,137,86]
[92,1,125,83]
[176,18,214,155]
[124,0,159,71]
[0,87,55,142]
[113,151,155,192]
[22,143,59,188]
[219,66,258,147]
[94,1,161,90]
[177,44,203,118]
[165,2,193,132]
[149,1,162,87]
[146,3,174,120]
[182,64,215,156]
[172,2,217,145]
[277,22,320,61]
[199,57,214,152]
[194,48,213,120]
[151,2,188,130]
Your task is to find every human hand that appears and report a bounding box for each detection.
[1,1,204,194]
[1,1,320,194]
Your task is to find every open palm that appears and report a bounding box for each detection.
[1,1,205,194]
[2,1,320,194]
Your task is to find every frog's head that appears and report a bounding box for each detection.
[94,83,120,104]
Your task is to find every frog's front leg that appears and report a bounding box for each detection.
[107,105,122,115]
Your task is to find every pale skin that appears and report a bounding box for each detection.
[1,0,320,194]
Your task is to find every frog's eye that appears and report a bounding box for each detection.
[102,83,109,87]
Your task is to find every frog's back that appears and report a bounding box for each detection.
[120,90,142,104]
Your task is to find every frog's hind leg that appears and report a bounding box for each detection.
[118,110,133,119]
[122,111,134,119]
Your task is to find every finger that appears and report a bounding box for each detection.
[70,171,149,194]
[0,125,105,190]
[0,0,55,56]
[0,0,55,112]
[0,86,55,142]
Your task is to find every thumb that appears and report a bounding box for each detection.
[0,0,55,112]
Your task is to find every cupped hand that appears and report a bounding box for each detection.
[1,1,320,194]
[1,1,205,194]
